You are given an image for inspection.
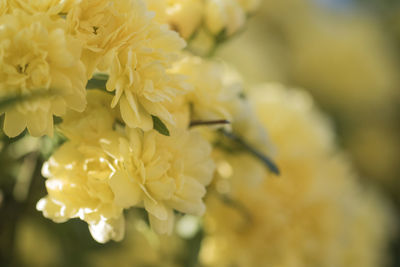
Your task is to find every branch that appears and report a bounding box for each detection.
[219,129,280,175]
[189,119,230,128]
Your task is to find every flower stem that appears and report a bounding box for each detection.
[189,119,230,128]
[219,129,280,175]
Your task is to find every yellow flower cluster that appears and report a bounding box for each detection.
[0,0,190,136]
[2,0,254,243]
[37,91,215,242]
[200,84,395,267]
[29,6,259,240]
[67,0,189,130]
[2,3,392,265]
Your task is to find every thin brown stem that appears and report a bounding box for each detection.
[189,119,230,128]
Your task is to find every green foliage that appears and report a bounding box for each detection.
[152,116,170,136]
[86,73,109,91]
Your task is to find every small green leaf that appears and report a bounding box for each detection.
[86,73,108,90]
[86,73,116,96]
[152,115,170,136]
[86,78,107,90]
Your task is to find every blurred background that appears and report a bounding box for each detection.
[216,0,400,265]
[1,0,400,266]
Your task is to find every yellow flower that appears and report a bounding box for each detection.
[0,11,86,137]
[67,0,154,77]
[37,104,214,241]
[106,40,188,130]
[102,127,215,234]
[67,0,189,130]
[166,0,204,39]
[200,84,395,267]
[37,139,126,243]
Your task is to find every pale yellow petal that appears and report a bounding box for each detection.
[109,171,142,209]
[3,109,27,137]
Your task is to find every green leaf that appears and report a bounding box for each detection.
[86,78,107,90]
[152,115,170,136]
[86,73,116,96]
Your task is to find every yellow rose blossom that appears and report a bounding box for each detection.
[0,11,86,137]
[66,0,153,77]
[200,84,395,267]
[67,0,189,130]
[37,138,126,243]
[106,35,188,130]
[36,90,125,243]
[102,127,215,234]
[37,99,215,241]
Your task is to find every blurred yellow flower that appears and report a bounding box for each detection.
[200,84,395,267]
[0,11,86,137]
[172,56,238,123]
[204,0,246,36]
[166,0,204,39]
